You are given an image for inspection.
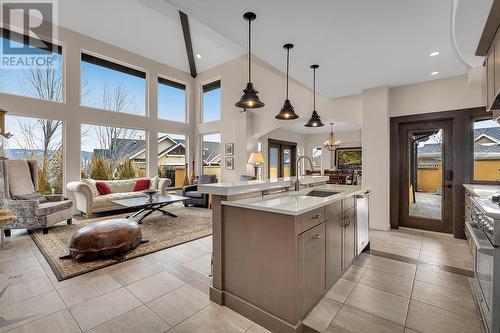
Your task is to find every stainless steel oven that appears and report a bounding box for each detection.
[466,202,500,333]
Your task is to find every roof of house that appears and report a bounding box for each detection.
[417,127,500,159]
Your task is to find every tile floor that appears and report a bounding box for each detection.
[0,230,269,333]
[304,228,483,333]
[0,226,481,333]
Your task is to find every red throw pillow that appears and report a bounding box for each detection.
[95,181,111,195]
[134,179,150,192]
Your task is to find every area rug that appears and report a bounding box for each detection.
[29,205,212,281]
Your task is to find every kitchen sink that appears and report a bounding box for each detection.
[306,190,342,197]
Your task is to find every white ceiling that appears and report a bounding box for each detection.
[280,121,361,134]
[166,0,490,98]
[58,0,244,74]
[58,0,491,98]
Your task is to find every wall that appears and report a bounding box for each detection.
[0,22,195,201]
[389,74,485,116]
[194,56,363,182]
[306,130,362,171]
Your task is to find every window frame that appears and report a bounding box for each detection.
[201,79,221,123]
[0,28,65,103]
[470,113,500,185]
[201,132,221,175]
[80,122,148,180]
[79,50,148,117]
[157,131,188,188]
[157,75,188,123]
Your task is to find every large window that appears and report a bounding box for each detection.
[158,133,186,187]
[202,80,221,123]
[202,133,221,181]
[80,53,146,116]
[158,77,186,122]
[4,115,63,194]
[81,124,146,180]
[0,29,63,102]
[312,147,322,171]
[473,118,500,182]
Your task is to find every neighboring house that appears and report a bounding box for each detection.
[416,127,500,192]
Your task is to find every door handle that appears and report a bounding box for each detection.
[445,170,453,181]
[445,184,453,188]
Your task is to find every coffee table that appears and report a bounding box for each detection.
[112,194,188,224]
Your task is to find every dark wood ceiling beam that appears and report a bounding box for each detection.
[179,11,197,78]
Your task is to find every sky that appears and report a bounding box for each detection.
[203,88,221,122]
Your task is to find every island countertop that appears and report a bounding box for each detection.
[221,184,371,216]
[198,175,329,196]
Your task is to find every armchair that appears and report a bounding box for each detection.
[182,174,217,208]
[0,160,73,235]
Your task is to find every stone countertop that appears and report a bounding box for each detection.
[464,184,500,219]
[463,184,500,198]
[221,184,371,216]
[197,176,329,196]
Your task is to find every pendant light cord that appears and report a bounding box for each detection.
[248,19,251,83]
[313,67,316,110]
[286,47,289,99]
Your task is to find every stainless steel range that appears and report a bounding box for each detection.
[466,195,500,333]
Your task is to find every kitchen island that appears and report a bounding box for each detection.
[199,177,370,333]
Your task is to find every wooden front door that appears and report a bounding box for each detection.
[399,120,454,233]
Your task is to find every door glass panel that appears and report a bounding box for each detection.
[269,147,279,179]
[473,118,500,181]
[283,148,291,177]
[408,129,442,220]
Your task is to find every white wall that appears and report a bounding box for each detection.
[389,74,485,117]
[305,130,362,170]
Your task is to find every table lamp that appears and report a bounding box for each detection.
[248,152,265,179]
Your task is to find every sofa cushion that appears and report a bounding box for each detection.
[149,176,159,190]
[134,179,150,191]
[105,179,136,193]
[96,182,112,195]
[36,200,73,216]
[13,191,48,203]
[6,160,35,196]
[82,179,99,197]
[185,191,204,199]
[93,191,146,209]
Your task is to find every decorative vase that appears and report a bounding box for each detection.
[183,163,190,186]
[190,160,196,183]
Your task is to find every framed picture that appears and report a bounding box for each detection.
[335,147,362,172]
[225,157,234,170]
[225,143,234,156]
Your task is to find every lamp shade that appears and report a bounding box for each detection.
[248,152,265,165]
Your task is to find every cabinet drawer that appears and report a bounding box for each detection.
[297,207,326,234]
[343,197,355,211]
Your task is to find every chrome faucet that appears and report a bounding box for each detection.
[294,155,314,191]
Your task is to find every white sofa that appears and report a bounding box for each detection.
[66,177,171,216]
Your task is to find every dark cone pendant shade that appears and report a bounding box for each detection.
[235,12,265,111]
[276,43,299,120]
[305,64,324,127]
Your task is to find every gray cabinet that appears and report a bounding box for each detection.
[326,201,343,288]
[299,222,326,315]
[343,206,356,269]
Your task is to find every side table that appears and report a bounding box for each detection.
[0,210,15,249]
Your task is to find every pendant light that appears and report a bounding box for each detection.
[305,64,324,127]
[275,43,299,120]
[324,123,340,151]
[235,12,265,111]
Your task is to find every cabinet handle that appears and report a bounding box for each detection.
[311,234,322,240]
[311,214,320,220]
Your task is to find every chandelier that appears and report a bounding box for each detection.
[323,123,340,151]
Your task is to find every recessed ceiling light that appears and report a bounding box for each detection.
[431,71,439,75]
[430,51,440,57]
[196,54,201,59]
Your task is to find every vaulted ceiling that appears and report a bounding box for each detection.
[59,0,492,98]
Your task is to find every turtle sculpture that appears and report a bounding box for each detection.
[60,218,148,261]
